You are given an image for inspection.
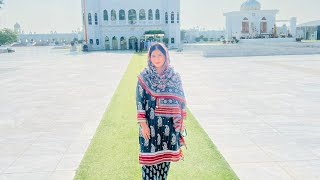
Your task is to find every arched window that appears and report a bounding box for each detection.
[119,9,125,20]
[111,10,116,21]
[242,17,249,33]
[96,39,99,45]
[171,38,175,44]
[103,10,108,21]
[155,9,160,20]
[177,12,180,23]
[88,13,92,25]
[105,36,110,50]
[260,17,267,33]
[94,13,98,25]
[112,36,118,50]
[165,12,168,24]
[171,12,174,23]
[148,9,153,20]
[128,9,137,21]
[120,36,127,50]
[139,9,146,20]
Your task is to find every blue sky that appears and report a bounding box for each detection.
[0,0,319,33]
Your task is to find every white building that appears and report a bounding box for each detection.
[13,23,81,46]
[297,20,320,40]
[81,0,181,50]
[14,23,21,34]
[184,27,225,43]
[223,0,296,40]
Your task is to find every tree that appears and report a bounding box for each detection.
[0,28,18,45]
[0,0,4,9]
[180,30,186,41]
[163,37,169,45]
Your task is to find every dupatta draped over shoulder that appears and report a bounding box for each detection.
[137,43,187,148]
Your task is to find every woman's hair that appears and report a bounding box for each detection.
[148,43,167,58]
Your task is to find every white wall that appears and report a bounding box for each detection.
[82,0,181,50]
[224,10,278,39]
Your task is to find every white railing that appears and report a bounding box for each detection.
[129,20,137,25]
[110,21,117,25]
[154,20,161,25]
[119,20,126,25]
[139,20,147,25]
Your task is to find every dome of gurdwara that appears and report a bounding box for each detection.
[240,0,261,11]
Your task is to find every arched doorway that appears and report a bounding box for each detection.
[260,17,267,34]
[129,36,138,50]
[120,36,127,50]
[105,36,110,50]
[112,36,118,50]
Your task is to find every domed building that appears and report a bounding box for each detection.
[14,23,21,34]
[223,0,296,41]
[240,0,261,11]
[81,0,181,51]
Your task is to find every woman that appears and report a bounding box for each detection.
[136,43,187,180]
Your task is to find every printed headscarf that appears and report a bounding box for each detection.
[137,43,187,135]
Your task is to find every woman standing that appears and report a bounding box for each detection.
[136,43,187,179]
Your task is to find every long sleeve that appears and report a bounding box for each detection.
[136,80,147,124]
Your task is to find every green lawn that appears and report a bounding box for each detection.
[73,53,239,180]
[301,40,320,43]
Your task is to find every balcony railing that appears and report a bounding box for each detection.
[100,19,164,26]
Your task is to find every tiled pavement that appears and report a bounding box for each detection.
[1,47,320,180]
[0,47,132,180]
[171,52,320,180]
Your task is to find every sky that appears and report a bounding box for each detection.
[0,0,319,33]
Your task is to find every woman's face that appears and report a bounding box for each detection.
[150,49,165,70]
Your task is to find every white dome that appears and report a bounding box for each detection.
[241,0,261,11]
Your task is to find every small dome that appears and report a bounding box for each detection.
[241,0,261,11]
[14,23,20,28]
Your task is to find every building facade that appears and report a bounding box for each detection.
[223,0,296,40]
[81,0,181,50]
[297,20,320,40]
[13,23,81,46]
[183,27,225,43]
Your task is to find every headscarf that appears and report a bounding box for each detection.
[137,43,187,147]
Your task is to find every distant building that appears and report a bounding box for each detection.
[81,0,181,50]
[13,23,81,46]
[183,27,225,43]
[223,0,296,40]
[297,20,320,40]
[14,23,21,34]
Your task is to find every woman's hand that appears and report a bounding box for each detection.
[181,124,185,133]
[140,122,150,141]
[181,124,187,137]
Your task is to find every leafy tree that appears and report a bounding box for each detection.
[180,30,186,40]
[163,37,169,45]
[0,28,18,45]
[0,0,4,9]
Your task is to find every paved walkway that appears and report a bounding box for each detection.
[171,52,320,180]
[0,47,132,180]
[2,47,320,180]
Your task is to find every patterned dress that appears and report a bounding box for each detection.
[136,80,186,179]
[136,42,187,180]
